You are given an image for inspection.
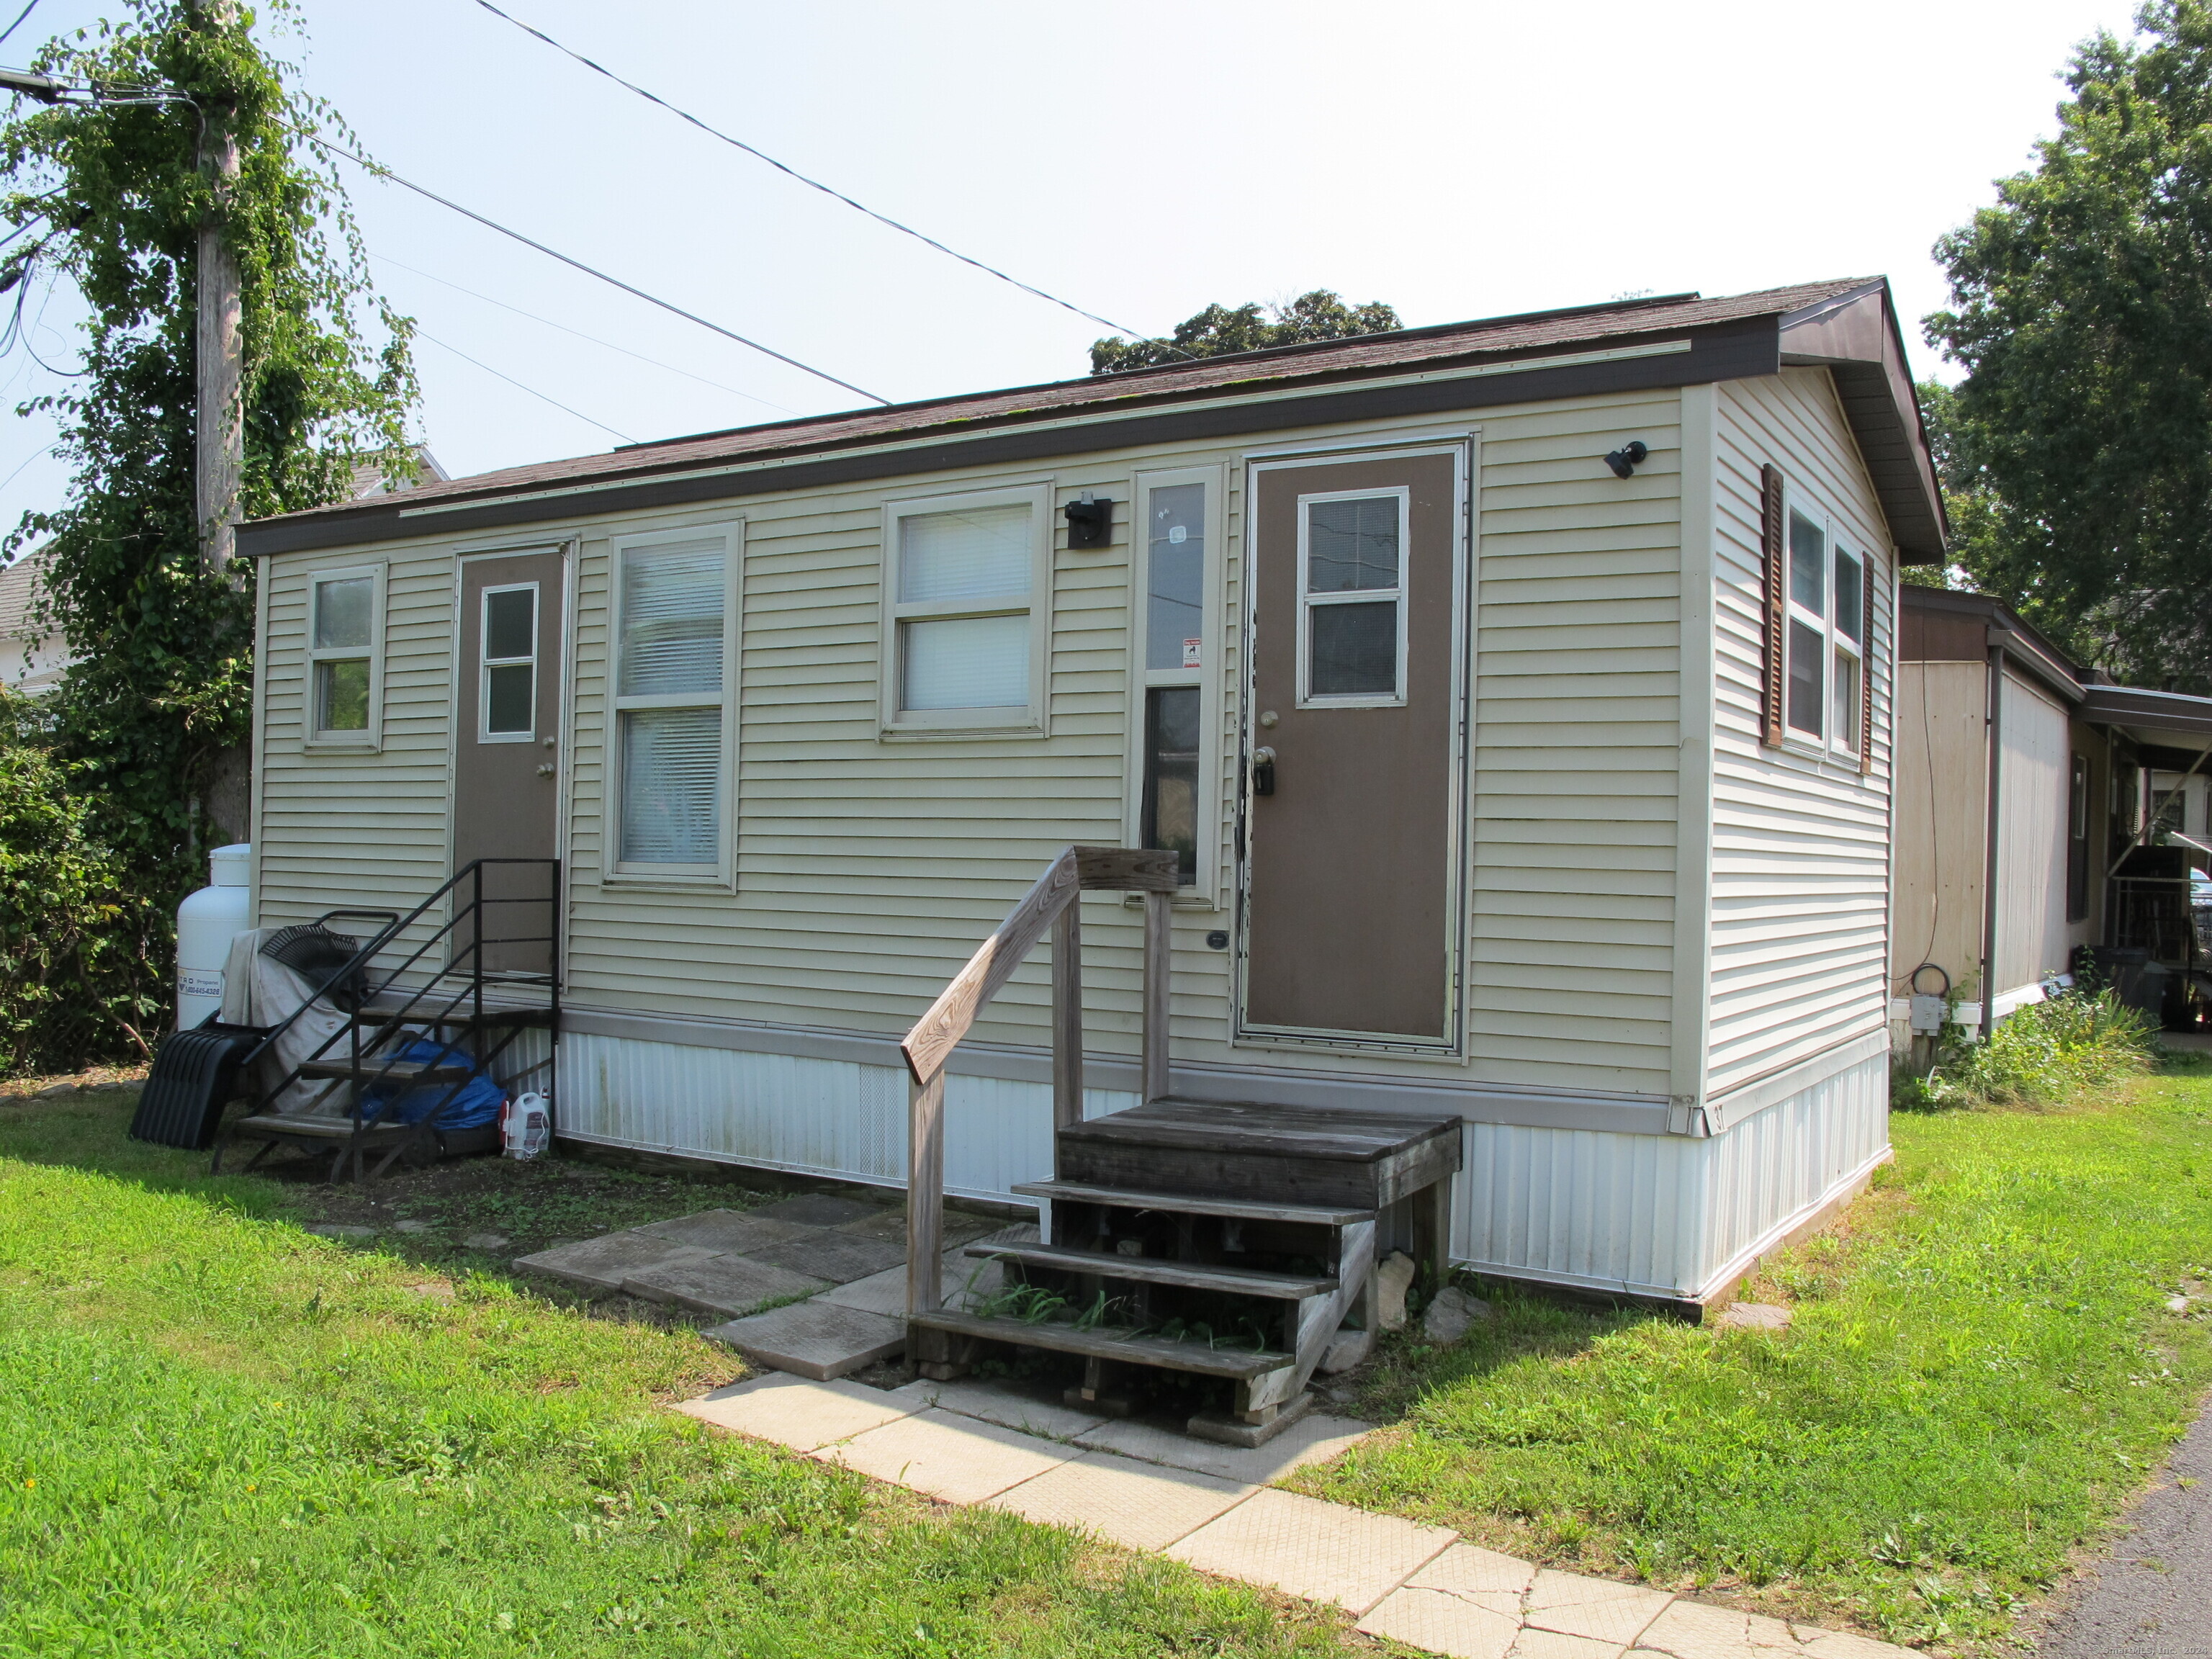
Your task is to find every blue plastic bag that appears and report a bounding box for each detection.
[358,1037,503,1130]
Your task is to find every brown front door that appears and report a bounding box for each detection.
[1241,449,1465,1045]
[454,549,565,976]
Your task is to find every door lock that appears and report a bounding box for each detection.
[536,763,557,778]
[1251,746,1276,797]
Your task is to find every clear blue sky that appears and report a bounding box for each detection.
[0,0,2148,528]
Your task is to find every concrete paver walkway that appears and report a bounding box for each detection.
[677,1373,1915,1659]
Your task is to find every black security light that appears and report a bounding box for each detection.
[1604,441,1648,480]
[1064,492,1112,549]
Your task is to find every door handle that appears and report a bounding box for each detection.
[1251,746,1276,797]
[536,763,557,778]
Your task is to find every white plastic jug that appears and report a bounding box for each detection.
[501,1091,550,1160]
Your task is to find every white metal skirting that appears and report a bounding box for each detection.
[552,1031,1889,1295]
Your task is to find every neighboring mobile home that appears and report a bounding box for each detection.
[238,278,1942,1309]
[1891,584,2212,1038]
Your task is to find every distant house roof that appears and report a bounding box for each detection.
[346,444,450,499]
[240,276,1946,562]
[0,544,66,693]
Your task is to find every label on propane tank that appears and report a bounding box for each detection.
[179,970,225,1001]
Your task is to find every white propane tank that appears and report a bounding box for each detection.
[176,842,251,1030]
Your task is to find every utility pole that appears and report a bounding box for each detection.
[192,0,241,582]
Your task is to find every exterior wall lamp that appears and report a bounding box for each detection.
[1064,492,1112,549]
[1604,441,1649,480]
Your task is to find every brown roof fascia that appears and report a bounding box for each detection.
[1898,584,2082,703]
[1778,279,1947,561]
[239,313,1784,557]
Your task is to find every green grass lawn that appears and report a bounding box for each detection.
[1289,1065,2212,1653]
[0,1095,1352,1658]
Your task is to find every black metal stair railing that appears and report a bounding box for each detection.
[220,858,560,1180]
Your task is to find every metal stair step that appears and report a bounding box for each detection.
[907,1308,1291,1380]
[1010,1179,1374,1228]
[296,1059,475,1083]
[964,1240,1336,1300]
[349,1008,554,1030]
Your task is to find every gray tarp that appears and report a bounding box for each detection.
[217,928,349,1116]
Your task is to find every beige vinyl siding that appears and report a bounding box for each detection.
[253,547,454,956]
[1889,659,1987,996]
[1709,370,1893,1096]
[251,385,1692,1105]
[1996,668,2072,994]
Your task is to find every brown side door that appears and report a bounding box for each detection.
[1241,450,1465,1044]
[454,548,565,976]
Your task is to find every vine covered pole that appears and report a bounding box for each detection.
[192,0,242,583]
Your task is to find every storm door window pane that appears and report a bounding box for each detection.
[1834,548,1863,644]
[313,577,372,649]
[1786,619,1823,735]
[901,613,1029,710]
[1307,497,1401,592]
[1310,601,1398,698]
[315,657,369,732]
[1146,484,1205,673]
[899,505,1030,604]
[1142,686,1201,885]
[1789,511,1825,612]
[485,588,535,660]
[619,542,725,697]
[619,706,722,865]
[485,665,534,734]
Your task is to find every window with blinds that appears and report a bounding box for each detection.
[611,534,732,874]
[881,486,1049,733]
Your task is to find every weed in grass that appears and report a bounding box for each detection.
[1293,1073,2212,1653]
[1910,987,2158,1111]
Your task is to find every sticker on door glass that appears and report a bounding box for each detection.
[1182,638,1202,668]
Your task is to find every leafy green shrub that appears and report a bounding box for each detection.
[1928,986,2156,1109]
[0,691,164,1076]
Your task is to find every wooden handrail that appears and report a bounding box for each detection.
[903,845,1179,1331]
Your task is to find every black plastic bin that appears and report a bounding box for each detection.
[127,1020,270,1151]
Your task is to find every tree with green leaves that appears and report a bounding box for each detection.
[1926,0,2212,690]
[1091,289,1400,374]
[0,0,415,895]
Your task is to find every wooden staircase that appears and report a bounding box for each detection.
[898,849,1461,1445]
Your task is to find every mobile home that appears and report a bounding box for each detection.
[238,277,1942,1310]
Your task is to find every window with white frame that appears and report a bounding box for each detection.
[306,565,382,744]
[610,532,734,876]
[1298,488,1408,707]
[881,486,1049,732]
[479,583,539,742]
[1131,470,1218,889]
[1782,500,1867,757]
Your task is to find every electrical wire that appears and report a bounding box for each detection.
[415,327,634,443]
[465,0,1183,356]
[305,131,891,406]
[0,3,38,50]
[367,251,801,419]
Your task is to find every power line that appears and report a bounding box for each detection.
[305,132,891,407]
[466,0,1183,356]
[415,327,635,444]
[368,250,802,419]
[0,4,39,50]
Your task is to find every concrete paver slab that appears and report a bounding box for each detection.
[635,1208,811,1254]
[1629,1599,1795,1656]
[817,1406,1077,1504]
[1166,1486,1455,1614]
[1523,1568,1673,1645]
[988,1451,1254,1551]
[750,1193,882,1228]
[894,1376,1109,1441]
[703,1300,906,1380]
[674,1373,917,1452]
[1404,1541,1539,1611]
[621,1254,830,1318]
[1510,1631,1626,1658]
[749,1229,908,1285]
[1076,1410,1372,1483]
[832,1207,1000,1246]
[1787,1629,1917,1658]
[821,1253,1002,1317]
[1358,1585,1522,1659]
[513,1233,715,1294]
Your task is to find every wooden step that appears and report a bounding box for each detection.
[1011,1179,1372,1228]
[908,1309,1290,1380]
[965,1240,1336,1300]
[228,1113,413,1141]
[1053,1097,1461,1209]
[296,1058,474,1084]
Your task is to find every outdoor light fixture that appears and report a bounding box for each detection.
[1604,441,1649,480]
[1064,492,1112,549]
